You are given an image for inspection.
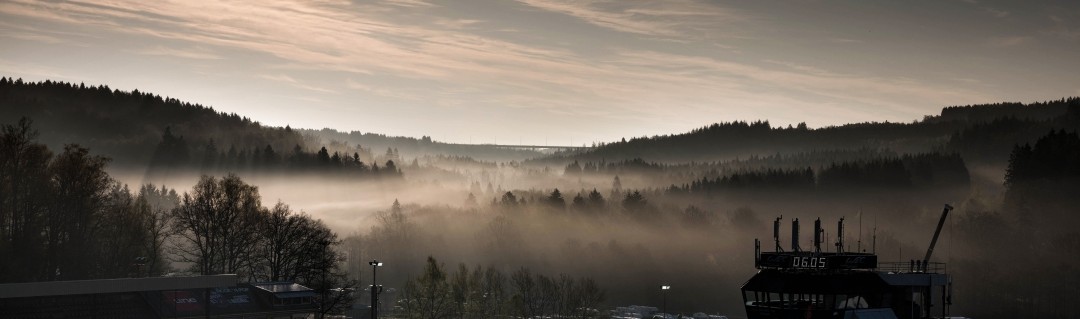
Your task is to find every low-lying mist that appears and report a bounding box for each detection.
[112,162,980,316]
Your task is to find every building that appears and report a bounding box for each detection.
[0,275,319,318]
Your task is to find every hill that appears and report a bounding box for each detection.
[0,77,306,167]
[543,98,1080,166]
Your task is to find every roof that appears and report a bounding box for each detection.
[0,274,238,299]
[843,308,900,319]
[250,282,316,298]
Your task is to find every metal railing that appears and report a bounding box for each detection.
[877,261,946,273]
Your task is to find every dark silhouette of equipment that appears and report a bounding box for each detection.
[746,207,959,319]
[773,216,783,252]
[923,204,953,267]
[813,218,823,253]
[791,218,801,252]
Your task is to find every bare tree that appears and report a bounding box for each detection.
[170,174,262,276]
[511,267,541,318]
[253,202,311,281]
[44,145,112,280]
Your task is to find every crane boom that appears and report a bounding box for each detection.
[923,204,953,265]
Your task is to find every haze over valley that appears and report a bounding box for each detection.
[3,1,1080,318]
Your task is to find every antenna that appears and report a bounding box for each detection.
[836,217,845,253]
[791,218,801,252]
[754,239,761,268]
[813,218,822,253]
[773,216,783,252]
[858,210,863,252]
[873,215,878,254]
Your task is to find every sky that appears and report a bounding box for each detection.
[2,0,1079,145]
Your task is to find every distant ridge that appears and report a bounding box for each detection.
[2,76,1076,167]
[0,77,304,165]
[543,97,1079,164]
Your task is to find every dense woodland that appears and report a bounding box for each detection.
[3,77,1080,317]
[301,128,547,163]
[0,118,360,316]
[549,97,1079,166]
[0,77,306,166]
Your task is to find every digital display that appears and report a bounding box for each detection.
[758,252,877,269]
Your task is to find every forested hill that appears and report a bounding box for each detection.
[547,98,1080,165]
[299,128,545,163]
[0,77,305,166]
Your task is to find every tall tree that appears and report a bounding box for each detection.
[44,144,112,280]
[400,256,454,319]
[0,117,52,282]
[170,174,262,276]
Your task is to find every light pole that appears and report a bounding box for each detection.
[661,285,671,318]
[369,260,384,319]
[317,240,331,319]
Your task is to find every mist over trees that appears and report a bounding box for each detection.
[548,97,1079,166]
[0,117,171,281]
[0,117,356,315]
[300,128,547,163]
[6,76,1080,318]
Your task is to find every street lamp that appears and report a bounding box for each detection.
[369,260,384,319]
[661,285,671,318]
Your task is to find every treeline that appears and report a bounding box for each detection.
[0,77,306,166]
[947,103,1080,164]
[339,194,724,313]
[397,257,604,319]
[549,119,956,163]
[564,152,969,195]
[0,118,174,281]
[950,129,1080,318]
[301,128,546,162]
[171,174,356,316]
[1004,129,1080,223]
[563,158,664,176]
[149,126,401,177]
[0,118,354,315]
[548,98,1079,164]
[936,97,1077,123]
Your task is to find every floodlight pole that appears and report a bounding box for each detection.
[661,285,671,317]
[369,260,384,319]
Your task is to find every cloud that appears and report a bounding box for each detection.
[345,78,422,101]
[260,74,336,94]
[0,0,1010,132]
[138,45,223,60]
[382,0,436,8]
[515,0,745,39]
[433,18,483,29]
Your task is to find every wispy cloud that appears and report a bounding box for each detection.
[515,0,745,39]
[0,0,1031,136]
[606,50,993,116]
[260,74,336,94]
[383,0,436,8]
[138,45,223,60]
